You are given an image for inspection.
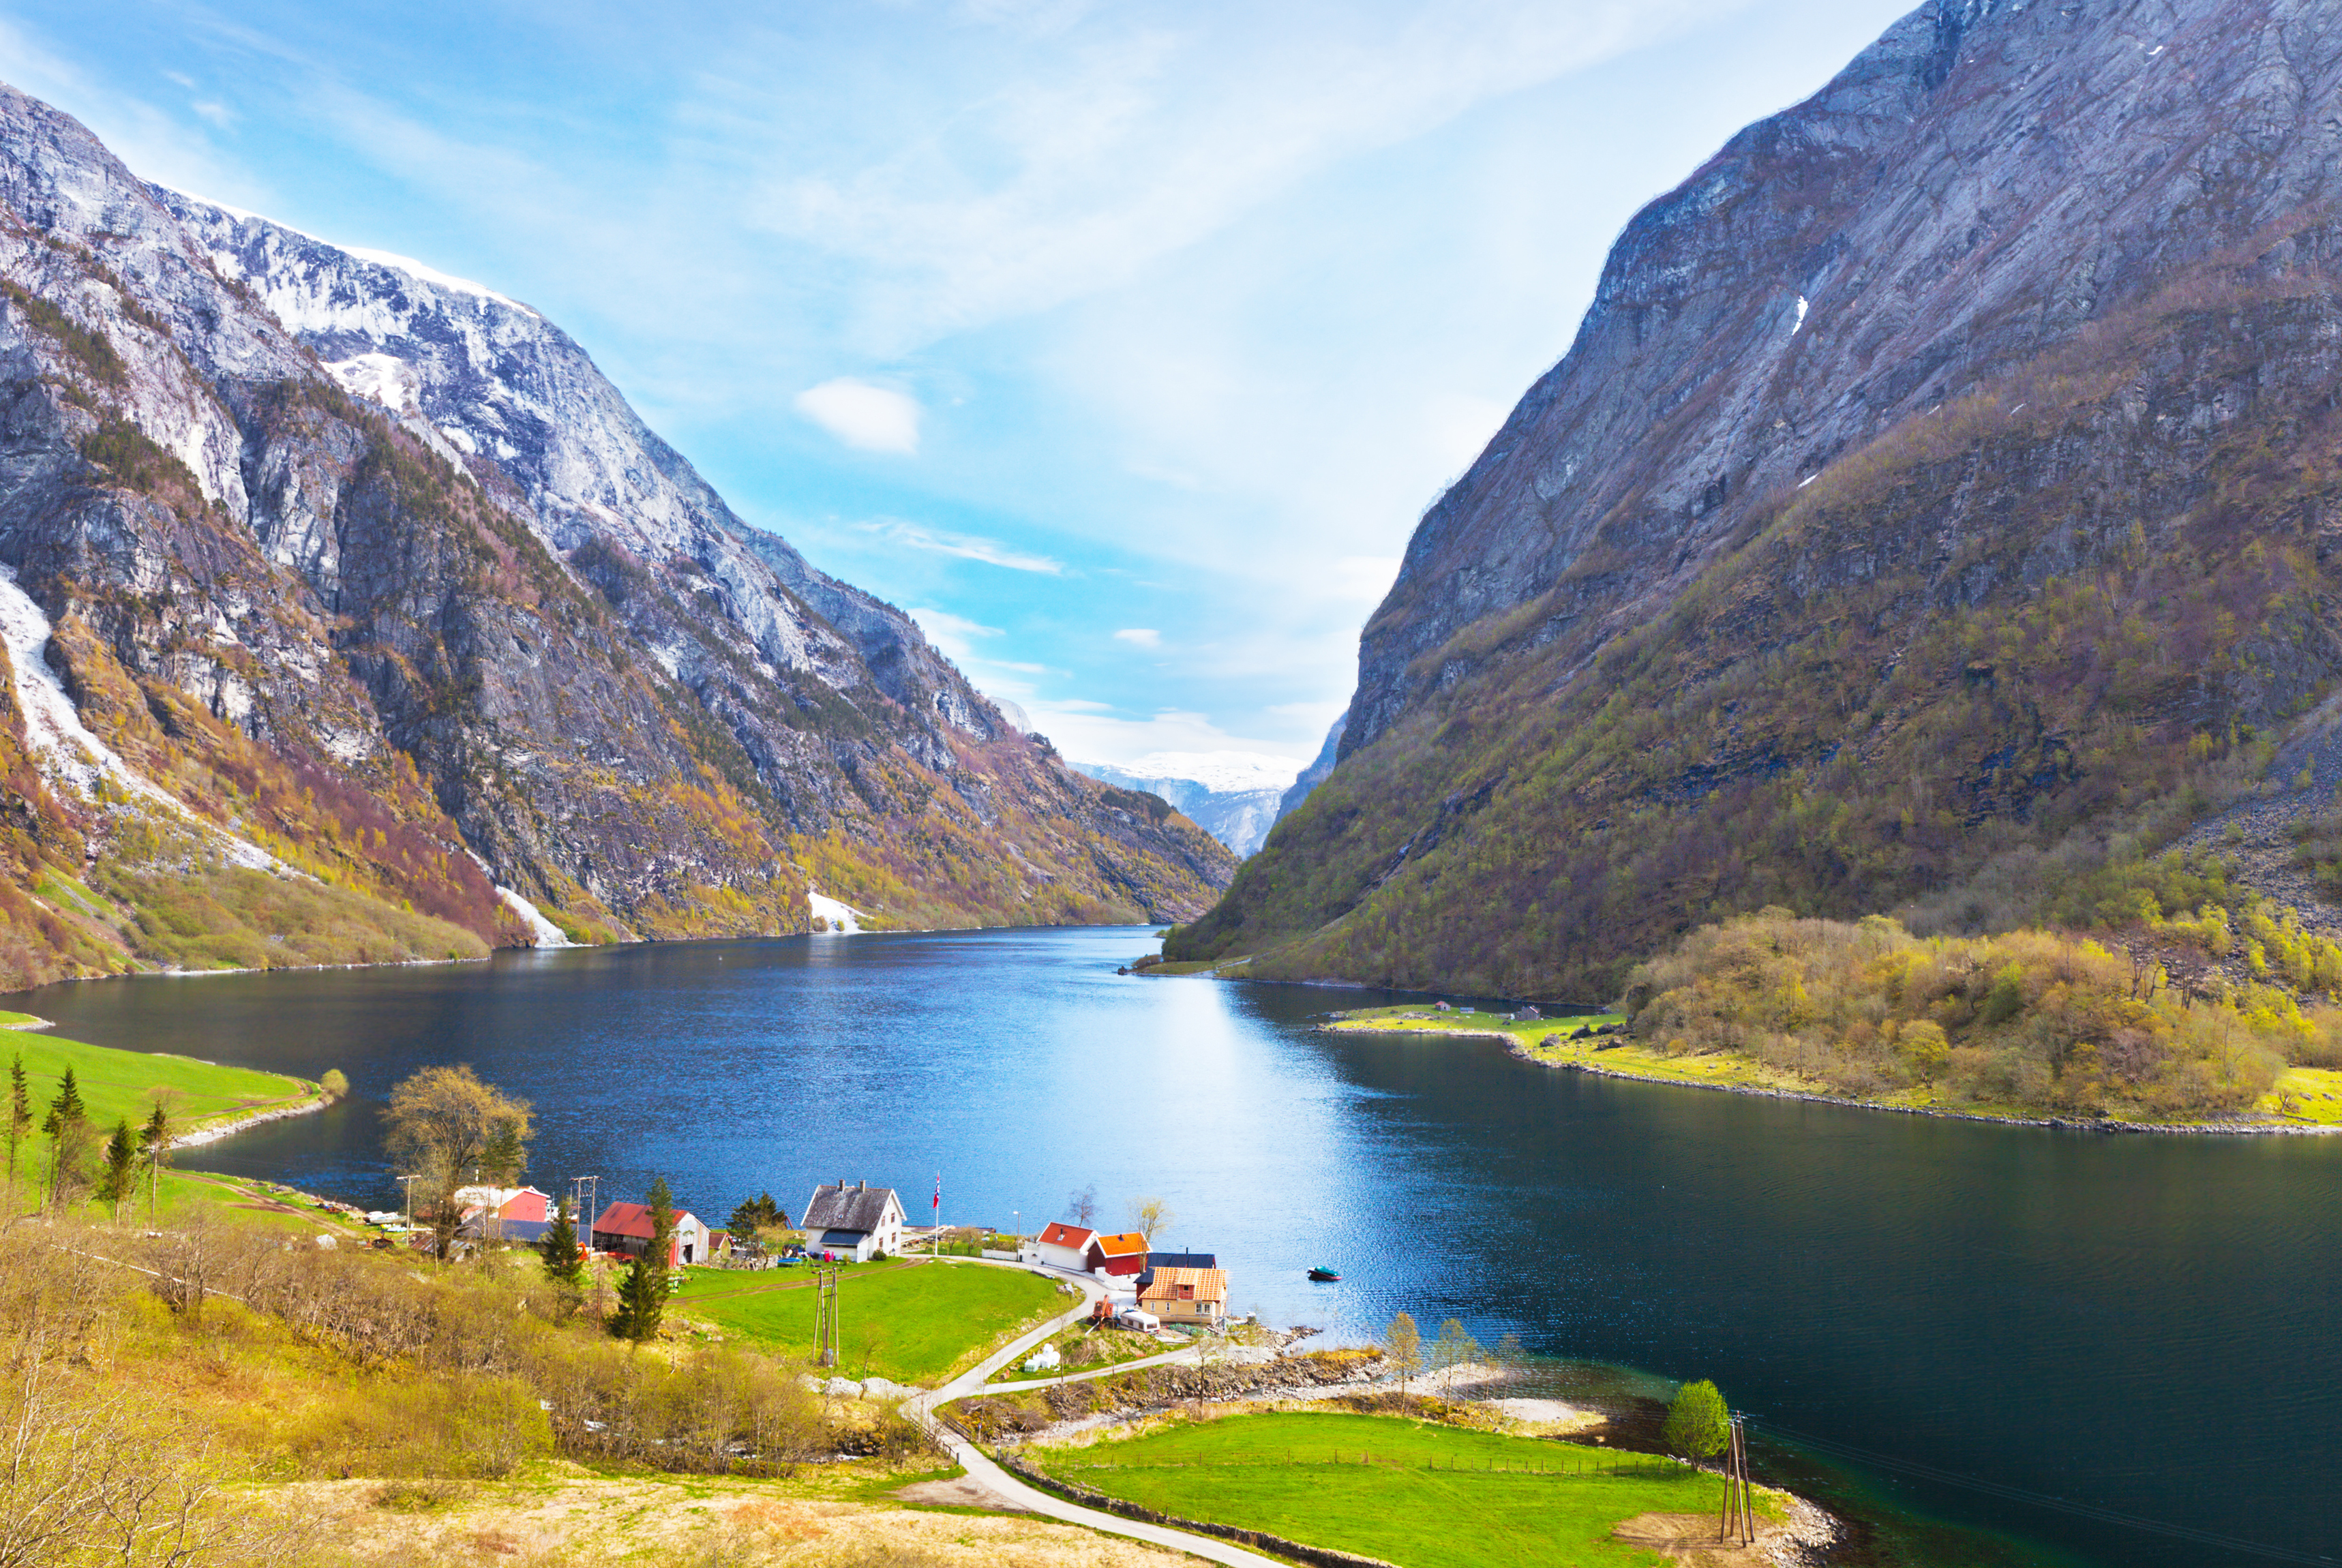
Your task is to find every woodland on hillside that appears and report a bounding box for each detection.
[1625,908,2333,1119]
[1175,279,2342,1002]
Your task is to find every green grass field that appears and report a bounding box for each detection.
[0,1023,318,1139]
[672,1258,1070,1384]
[1040,1412,1761,1568]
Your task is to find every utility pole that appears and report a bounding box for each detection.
[571,1175,599,1251]
[1718,1414,1755,1546]
[811,1264,842,1367]
[397,1173,421,1236]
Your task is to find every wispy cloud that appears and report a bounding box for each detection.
[907,607,1001,661]
[1113,627,1161,648]
[857,520,1064,575]
[794,377,923,454]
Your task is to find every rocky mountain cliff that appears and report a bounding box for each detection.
[1175,0,2342,997]
[0,84,1230,986]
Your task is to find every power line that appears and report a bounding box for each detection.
[1747,1419,2338,1567]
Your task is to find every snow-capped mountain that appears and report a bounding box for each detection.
[1073,752,1299,858]
[0,82,1233,987]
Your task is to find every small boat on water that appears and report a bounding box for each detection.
[1308,1265,1342,1282]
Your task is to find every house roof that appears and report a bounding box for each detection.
[590,1201,699,1239]
[1147,1251,1217,1269]
[1090,1231,1147,1258]
[1139,1267,1228,1304]
[802,1181,901,1234]
[1037,1222,1096,1250]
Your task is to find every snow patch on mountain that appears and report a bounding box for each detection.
[0,567,289,875]
[807,888,866,933]
[344,246,536,314]
[496,886,573,948]
[325,351,421,414]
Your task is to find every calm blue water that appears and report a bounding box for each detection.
[22,926,2342,1567]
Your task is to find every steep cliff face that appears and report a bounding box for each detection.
[0,84,1231,986]
[1177,0,2342,997]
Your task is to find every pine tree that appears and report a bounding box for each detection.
[539,1200,584,1288]
[42,1068,87,1207]
[138,1102,170,1223]
[607,1254,662,1342]
[5,1055,28,1215]
[644,1175,677,1298]
[97,1121,136,1221]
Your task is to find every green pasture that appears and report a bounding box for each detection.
[1040,1411,1767,1568]
[672,1258,1069,1384]
[0,1022,316,1139]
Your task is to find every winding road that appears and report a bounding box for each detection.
[901,1263,1280,1568]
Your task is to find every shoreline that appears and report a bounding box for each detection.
[1321,1019,2342,1137]
[170,1091,333,1149]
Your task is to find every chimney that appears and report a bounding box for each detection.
[857,1178,866,1192]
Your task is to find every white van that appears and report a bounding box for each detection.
[1117,1308,1161,1331]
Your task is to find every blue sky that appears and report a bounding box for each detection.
[3,0,1912,772]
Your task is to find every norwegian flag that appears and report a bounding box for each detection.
[932,1173,941,1219]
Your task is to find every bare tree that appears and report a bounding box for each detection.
[1129,1197,1173,1243]
[1066,1183,1098,1227]
[382,1066,532,1260]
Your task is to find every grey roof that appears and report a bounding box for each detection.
[802,1182,901,1234]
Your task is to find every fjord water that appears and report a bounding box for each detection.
[27,926,2341,1567]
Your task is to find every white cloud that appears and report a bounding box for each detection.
[858,520,1065,574]
[1021,703,1309,769]
[1113,627,1162,648]
[907,607,1002,661]
[794,377,923,454]
[1330,556,1402,603]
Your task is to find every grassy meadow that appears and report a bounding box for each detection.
[1040,1411,1766,1568]
[672,1258,1070,1383]
[0,1016,319,1143]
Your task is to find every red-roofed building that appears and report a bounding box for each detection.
[1086,1231,1148,1277]
[590,1201,708,1267]
[1023,1221,1097,1271]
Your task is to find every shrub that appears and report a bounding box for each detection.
[1628,910,2300,1117]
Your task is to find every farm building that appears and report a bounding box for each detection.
[1023,1222,1097,1271]
[1087,1231,1148,1276]
[1138,1265,1228,1329]
[591,1201,710,1266]
[453,1185,556,1244]
[800,1179,905,1263]
[1139,1250,1216,1287]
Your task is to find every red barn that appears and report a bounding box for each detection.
[590,1201,709,1267]
[1087,1231,1148,1277]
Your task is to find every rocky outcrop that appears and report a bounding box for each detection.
[0,83,1232,985]
[1178,0,2342,997]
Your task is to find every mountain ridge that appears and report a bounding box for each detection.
[0,82,1231,988]
[1173,0,2342,997]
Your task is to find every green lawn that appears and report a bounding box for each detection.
[672,1258,1070,1384]
[1038,1412,1761,1568]
[0,1025,317,1141]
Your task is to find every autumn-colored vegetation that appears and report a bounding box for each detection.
[1177,277,2342,1002]
[1625,910,2330,1119]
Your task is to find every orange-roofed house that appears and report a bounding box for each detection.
[1138,1265,1228,1329]
[1086,1231,1149,1277]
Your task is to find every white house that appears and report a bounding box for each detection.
[801,1179,906,1263]
[1023,1221,1097,1272]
